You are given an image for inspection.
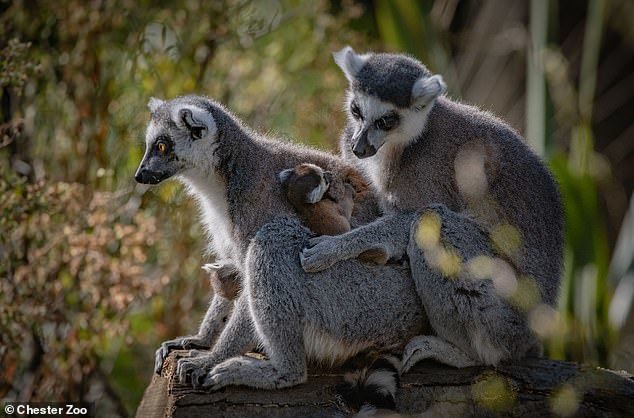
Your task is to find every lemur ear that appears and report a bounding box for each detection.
[333,46,367,82]
[278,168,294,186]
[177,106,215,141]
[411,74,446,108]
[148,97,165,113]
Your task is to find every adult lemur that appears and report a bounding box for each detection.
[136,96,448,400]
[301,47,564,370]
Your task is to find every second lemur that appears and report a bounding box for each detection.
[301,47,564,372]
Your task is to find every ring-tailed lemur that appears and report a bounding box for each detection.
[279,163,389,264]
[301,47,564,371]
[136,95,442,409]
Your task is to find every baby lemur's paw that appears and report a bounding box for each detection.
[154,335,212,374]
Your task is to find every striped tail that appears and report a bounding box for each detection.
[337,354,401,413]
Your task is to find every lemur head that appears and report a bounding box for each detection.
[333,46,447,159]
[135,96,220,184]
[278,163,333,205]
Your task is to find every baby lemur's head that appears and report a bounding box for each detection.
[278,163,333,206]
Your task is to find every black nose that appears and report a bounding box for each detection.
[352,141,376,159]
[134,167,163,184]
[134,168,147,184]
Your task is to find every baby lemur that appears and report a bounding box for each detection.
[279,163,389,265]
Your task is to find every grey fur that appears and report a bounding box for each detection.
[303,48,564,368]
[340,50,432,108]
[153,295,233,374]
[136,95,429,390]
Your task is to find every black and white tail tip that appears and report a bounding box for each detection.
[339,355,401,415]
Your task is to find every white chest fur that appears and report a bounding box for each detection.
[179,171,237,262]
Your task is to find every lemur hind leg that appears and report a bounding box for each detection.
[203,354,306,391]
[202,217,311,390]
[404,204,537,370]
[154,294,234,374]
[177,293,258,387]
[401,335,476,374]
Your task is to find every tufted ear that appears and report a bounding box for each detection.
[174,105,216,141]
[333,46,367,82]
[411,74,446,108]
[148,97,165,113]
[278,168,295,186]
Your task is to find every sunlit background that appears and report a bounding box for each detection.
[1,0,633,416]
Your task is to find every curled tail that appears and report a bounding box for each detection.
[338,354,401,413]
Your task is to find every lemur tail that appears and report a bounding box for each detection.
[338,354,401,414]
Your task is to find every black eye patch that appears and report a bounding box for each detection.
[350,102,363,120]
[374,112,400,131]
[154,135,174,154]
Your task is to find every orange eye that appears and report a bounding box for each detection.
[157,142,167,153]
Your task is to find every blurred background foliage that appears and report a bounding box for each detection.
[1,0,632,415]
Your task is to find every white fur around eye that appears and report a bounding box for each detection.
[145,120,161,147]
[348,91,436,195]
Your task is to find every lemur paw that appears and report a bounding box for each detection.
[401,336,476,374]
[200,357,246,390]
[154,336,211,374]
[300,235,344,273]
[176,352,221,385]
[400,336,433,374]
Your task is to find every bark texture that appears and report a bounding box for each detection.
[136,352,634,417]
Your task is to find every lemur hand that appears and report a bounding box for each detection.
[300,235,348,272]
[154,335,211,374]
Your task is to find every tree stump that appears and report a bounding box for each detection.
[136,352,634,417]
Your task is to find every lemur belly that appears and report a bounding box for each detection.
[303,323,372,367]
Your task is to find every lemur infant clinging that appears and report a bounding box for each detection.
[279,163,355,236]
[279,163,389,265]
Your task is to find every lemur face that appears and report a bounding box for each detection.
[135,97,218,184]
[278,163,332,204]
[333,46,446,159]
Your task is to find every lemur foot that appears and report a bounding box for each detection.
[154,336,211,374]
[401,335,476,374]
[300,235,345,272]
[201,356,306,391]
[176,352,223,386]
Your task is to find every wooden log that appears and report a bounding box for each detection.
[136,352,634,417]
